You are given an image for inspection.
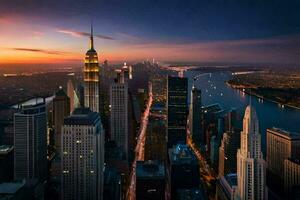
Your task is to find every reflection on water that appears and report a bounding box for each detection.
[185,71,300,153]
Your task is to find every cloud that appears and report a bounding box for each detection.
[57,29,114,40]
[115,34,300,64]
[7,48,67,55]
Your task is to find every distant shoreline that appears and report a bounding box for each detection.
[226,81,300,111]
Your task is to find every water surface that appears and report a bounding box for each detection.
[185,71,300,153]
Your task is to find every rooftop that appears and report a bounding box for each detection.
[16,102,46,115]
[55,87,68,97]
[217,173,237,199]
[0,145,13,155]
[268,127,300,140]
[169,144,198,165]
[136,160,165,179]
[202,103,223,114]
[287,158,300,165]
[0,181,25,194]
[64,108,100,126]
[177,188,206,200]
[225,173,237,187]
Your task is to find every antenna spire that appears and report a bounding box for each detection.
[90,21,94,50]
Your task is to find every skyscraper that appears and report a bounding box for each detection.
[136,160,166,200]
[168,144,200,199]
[266,128,300,181]
[216,173,238,200]
[218,130,240,176]
[67,79,75,113]
[236,106,267,200]
[151,74,167,105]
[110,70,128,158]
[284,158,300,198]
[189,86,202,146]
[14,102,47,181]
[61,108,104,200]
[52,87,70,154]
[84,24,100,113]
[167,76,188,148]
[144,115,167,161]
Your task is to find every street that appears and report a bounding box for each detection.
[126,83,153,200]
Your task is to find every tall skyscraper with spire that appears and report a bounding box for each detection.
[84,24,100,113]
[236,105,267,200]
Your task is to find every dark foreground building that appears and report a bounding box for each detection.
[136,160,165,200]
[168,144,200,199]
[215,173,237,200]
[167,76,188,148]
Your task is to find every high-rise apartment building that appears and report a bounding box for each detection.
[267,128,300,180]
[61,108,104,200]
[167,76,188,148]
[52,87,70,154]
[67,79,75,113]
[168,144,200,199]
[144,115,167,161]
[284,158,300,198]
[218,130,240,176]
[110,70,129,158]
[136,160,165,200]
[189,86,202,146]
[216,173,238,200]
[151,75,167,105]
[14,102,47,181]
[236,106,267,200]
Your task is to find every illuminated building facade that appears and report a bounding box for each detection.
[284,158,300,198]
[266,128,300,181]
[236,106,267,200]
[218,130,240,176]
[110,70,129,158]
[84,25,100,113]
[14,102,47,181]
[167,76,188,148]
[144,115,167,161]
[61,108,104,200]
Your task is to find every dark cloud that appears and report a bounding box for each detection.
[1,0,300,64]
[8,48,67,55]
[1,0,300,41]
[57,29,114,40]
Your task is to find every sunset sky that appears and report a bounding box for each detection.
[0,0,300,65]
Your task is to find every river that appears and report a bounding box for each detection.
[185,71,300,153]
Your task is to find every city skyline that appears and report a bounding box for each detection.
[0,1,299,200]
[1,0,300,65]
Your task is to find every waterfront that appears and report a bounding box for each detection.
[186,70,300,153]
